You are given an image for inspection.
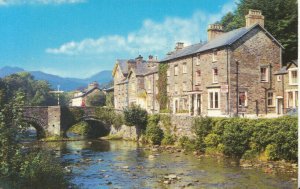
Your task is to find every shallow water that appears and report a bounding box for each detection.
[36,139,296,189]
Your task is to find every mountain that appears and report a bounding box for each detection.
[0,66,25,77]
[0,67,113,91]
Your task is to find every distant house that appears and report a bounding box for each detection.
[71,82,101,107]
[275,60,298,114]
[112,55,159,113]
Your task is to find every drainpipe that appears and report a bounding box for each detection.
[226,47,229,115]
[235,60,239,116]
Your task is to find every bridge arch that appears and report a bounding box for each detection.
[22,116,47,139]
[63,116,111,138]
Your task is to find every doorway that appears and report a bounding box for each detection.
[277,98,283,115]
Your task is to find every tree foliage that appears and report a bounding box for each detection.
[157,63,169,110]
[1,72,56,106]
[86,91,106,106]
[219,0,298,63]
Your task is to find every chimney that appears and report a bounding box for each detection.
[135,55,143,64]
[88,82,99,90]
[245,9,264,28]
[175,42,184,51]
[207,24,224,41]
[148,55,153,61]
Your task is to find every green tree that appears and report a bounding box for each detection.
[105,92,114,107]
[219,0,297,63]
[86,91,106,106]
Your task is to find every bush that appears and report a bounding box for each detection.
[19,151,68,189]
[146,125,164,145]
[179,136,196,151]
[193,117,213,152]
[123,105,148,131]
[162,134,175,145]
[222,118,253,159]
[146,114,164,145]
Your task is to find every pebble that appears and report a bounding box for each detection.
[106,181,112,185]
[163,180,171,184]
[122,166,129,169]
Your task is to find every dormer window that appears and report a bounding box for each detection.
[212,68,218,83]
[212,50,218,62]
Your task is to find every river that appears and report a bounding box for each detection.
[30,138,296,189]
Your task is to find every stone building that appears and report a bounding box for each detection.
[160,10,284,117]
[274,60,298,114]
[112,55,159,113]
[71,82,102,107]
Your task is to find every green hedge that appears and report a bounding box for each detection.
[192,116,298,162]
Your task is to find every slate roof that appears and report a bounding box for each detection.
[160,24,283,62]
[117,59,129,75]
[72,87,100,99]
[274,66,288,75]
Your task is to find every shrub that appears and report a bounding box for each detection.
[179,136,196,151]
[123,105,148,131]
[19,151,68,188]
[193,116,213,152]
[146,125,164,145]
[222,118,252,159]
[162,134,175,145]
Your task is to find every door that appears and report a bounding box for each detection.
[277,99,283,114]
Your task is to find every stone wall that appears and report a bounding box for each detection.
[109,114,195,141]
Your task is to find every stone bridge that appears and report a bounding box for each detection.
[23,106,112,138]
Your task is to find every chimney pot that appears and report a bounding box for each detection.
[245,9,264,28]
[175,42,184,51]
[207,24,224,41]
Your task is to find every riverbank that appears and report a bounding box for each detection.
[30,139,297,188]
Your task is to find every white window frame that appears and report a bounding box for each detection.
[267,91,274,107]
[196,55,200,66]
[167,69,170,77]
[174,83,178,93]
[238,91,248,107]
[260,67,269,82]
[212,50,217,62]
[208,89,220,109]
[183,82,187,91]
[289,68,298,85]
[182,63,187,74]
[174,65,178,76]
[212,68,218,83]
[277,75,282,82]
[287,90,298,108]
[196,69,201,85]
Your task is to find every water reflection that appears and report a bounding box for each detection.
[34,140,297,189]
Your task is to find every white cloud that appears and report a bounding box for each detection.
[0,0,86,6]
[46,0,236,58]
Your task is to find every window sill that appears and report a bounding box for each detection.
[289,83,298,86]
[208,108,221,110]
[260,81,269,83]
[268,106,276,108]
[212,60,217,63]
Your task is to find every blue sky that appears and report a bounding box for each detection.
[0,0,237,78]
